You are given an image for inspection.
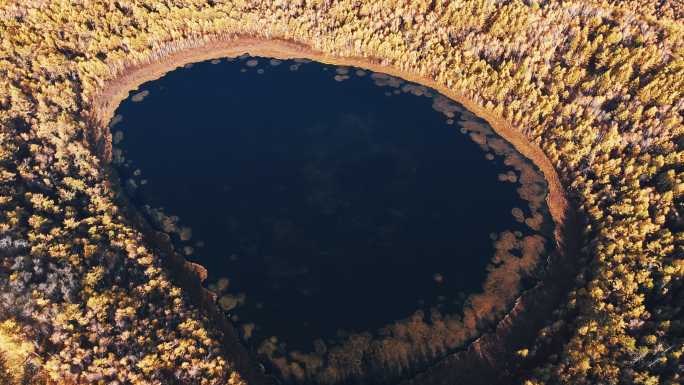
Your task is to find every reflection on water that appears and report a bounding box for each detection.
[112,56,551,384]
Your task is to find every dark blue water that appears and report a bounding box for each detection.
[113,57,530,351]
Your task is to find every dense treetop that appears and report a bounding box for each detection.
[0,1,682,384]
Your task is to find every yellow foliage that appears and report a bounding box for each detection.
[0,319,38,383]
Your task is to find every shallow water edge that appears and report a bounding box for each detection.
[88,36,578,385]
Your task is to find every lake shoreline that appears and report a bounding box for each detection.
[90,35,568,232]
[90,35,579,385]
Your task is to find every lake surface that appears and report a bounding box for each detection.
[112,56,545,372]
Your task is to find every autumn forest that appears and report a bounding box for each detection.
[0,1,683,385]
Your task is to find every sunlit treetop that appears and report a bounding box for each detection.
[0,1,682,384]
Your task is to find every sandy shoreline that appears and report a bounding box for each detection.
[90,36,575,384]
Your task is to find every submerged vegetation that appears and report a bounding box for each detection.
[0,1,683,385]
[111,57,551,384]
